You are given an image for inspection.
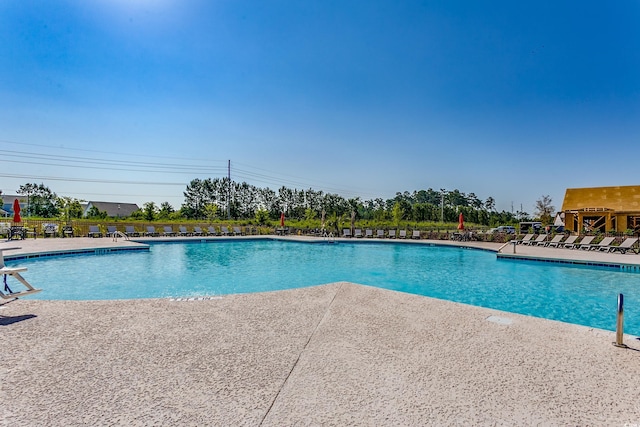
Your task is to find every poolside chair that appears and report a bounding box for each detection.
[342,228,352,238]
[193,226,203,236]
[561,235,579,248]
[62,226,74,238]
[523,234,547,245]
[207,226,218,236]
[106,226,117,237]
[124,226,136,237]
[411,230,421,239]
[608,237,639,254]
[541,234,564,247]
[178,226,190,236]
[125,225,140,237]
[232,226,243,236]
[576,235,596,250]
[590,236,616,251]
[354,229,363,238]
[161,226,176,237]
[399,230,407,239]
[88,225,103,238]
[220,226,230,236]
[145,226,158,237]
[365,229,373,238]
[388,229,396,239]
[517,234,535,244]
[376,229,384,238]
[43,223,59,238]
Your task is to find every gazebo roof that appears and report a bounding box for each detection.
[561,185,640,212]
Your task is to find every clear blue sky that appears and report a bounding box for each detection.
[1,1,639,214]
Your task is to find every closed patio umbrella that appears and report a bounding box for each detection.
[457,213,464,230]
[12,199,21,223]
[280,212,285,227]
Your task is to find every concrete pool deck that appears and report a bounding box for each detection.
[2,237,640,425]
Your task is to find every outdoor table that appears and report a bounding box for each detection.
[9,226,26,240]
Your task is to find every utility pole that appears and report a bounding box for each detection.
[227,160,231,219]
[440,188,446,223]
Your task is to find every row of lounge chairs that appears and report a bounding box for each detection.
[515,234,639,254]
[88,225,245,238]
[342,229,421,239]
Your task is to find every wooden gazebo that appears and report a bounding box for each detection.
[561,185,640,233]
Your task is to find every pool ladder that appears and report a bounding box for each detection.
[323,231,335,244]
[111,230,129,242]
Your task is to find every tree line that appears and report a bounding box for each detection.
[180,178,530,226]
[6,179,539,226]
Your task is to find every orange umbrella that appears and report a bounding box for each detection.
[12,199,21,223]
[457,213,464,230]
[280,212,285,227]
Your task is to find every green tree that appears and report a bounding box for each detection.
[255,209,269,225]
[130,209,145,220]
[57,197,84,222]
[204,203,219,223]
[143,202,157,221]
[485,197,496,212]
[86,206,107,219]
[534,195,554,224]
[158,202,175,219]
[304,208,317,221]
[17,183,58,217]
[392,202,404,226]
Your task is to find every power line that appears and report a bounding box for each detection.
[0,173,186,186]
[0,138,384,200]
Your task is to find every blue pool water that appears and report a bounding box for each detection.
[7,240,640,335]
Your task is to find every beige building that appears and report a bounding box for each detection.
[561,185,640,233]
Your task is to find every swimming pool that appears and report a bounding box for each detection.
[8,240,640,335]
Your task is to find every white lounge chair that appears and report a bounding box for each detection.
[541,234,564,247]
[399,230,407,239]
[193,226,203,236]
[412,230,421,239]
[524,234,547,245]
[354,229,363,238]
[376,229,384,238]
[608,237,639,254]
[561,235,579,248]
[577,235,596,250]
[388,229,396,239]
[342,229,352,238]
[178,226,190,236]
[365,229,373,238]
[591,236,616,251]
[517,234,535,244]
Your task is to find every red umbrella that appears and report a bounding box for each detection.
[280,212,285,227]
[12,198,21,223]
[457,213,464,230]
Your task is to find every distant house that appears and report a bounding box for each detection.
[83,201,140,218]
[1,195,25,216]
[561,185,640,233]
